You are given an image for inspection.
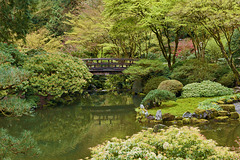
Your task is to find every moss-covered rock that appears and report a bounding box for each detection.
[162,113,175,121]
[214,116,229,122]
[226,99,234,104]
[175,116,183,120]
[217,100,225,104]
[219,104,236,112]
[197,119,209,124]
[230,96,238,101]
[210,108,219,117]
[191,118,199,124]
[230,112,239,119]
[183,118,191,124]
[218,111,228,116]
[164,120,177,125]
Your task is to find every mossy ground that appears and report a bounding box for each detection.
[147,97,210,116]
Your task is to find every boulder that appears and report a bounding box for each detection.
[182,118,191,124]
[206,110,214,119]
[230,112,239,119]
[191,112,198,118]
[214,116,229,122]
[218,111,228,116]
[155,110,162,120]
[153,124,167,132]
[162,113,175,121]
[182,111,192,118]
[147,115,155,120]
[226,99,234,104]
[219,104,235,112]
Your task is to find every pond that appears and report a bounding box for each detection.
[0,92,239,159]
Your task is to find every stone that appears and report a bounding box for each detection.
[206,110,214,119]
[140,104,145,109]
[230,112,240,119]
[162,113,175,121]
[214,116,229,122]
[191,112,198,118]
[203,111,208,119]
[210,108,219,117]
[191,118,199,124]
[217,100,225,104]
[183,118,190,124]
[176,120,183,125]
[153,124,167,132]
[144,111,149,117]
[197,119,209,124]
[219,104,236,112]
[147,115,155,120]
[226,99,234,104]
[164,120,177,125]
[155,110,162,120]
[218,111,228,116]
[182,111,192,118]
[175,116,183,120]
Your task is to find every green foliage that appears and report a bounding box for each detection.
[104,75,132,90]
[0,128,40,159]
[23,52,92,105]
[141,89,176,109]
[182,81,233,98]
[198,103,223,111]
[0,43,26,66]
[89,126,239,159]
[170,59,218,85]
[158,80,183,95]
[205,38,224,62]
[123,59,165,81]
[143,76,169,94]
[0,95,34,117]
[0,0,37,43]
[218,72,236,88]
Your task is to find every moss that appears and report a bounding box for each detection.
[214,116,229,122]
[219,104,235,112]
[226,99,233,104]
[162,113,175,121]
[217,100,225,104]
[218,111,228,116]
[158,80,183,95]
[147,97,209,117]
[230,112,239,119]
[197,119,209,124]
[183,118,191,124]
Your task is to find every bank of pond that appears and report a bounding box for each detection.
[0,92,240,159]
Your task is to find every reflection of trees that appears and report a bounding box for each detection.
[199,123,240,147]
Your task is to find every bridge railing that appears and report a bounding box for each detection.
[81,58,138,71]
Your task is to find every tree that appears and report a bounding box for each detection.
[0,0,37,43]
[175,0,240,85]
[103,0,182,69]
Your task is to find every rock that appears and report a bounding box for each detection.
[144,111,149,117]
[206,110,214,119]
[203,111,208,119]
[183,118,190,124]
[176,120,183,125]
[214,116,229,122]
[230,96,238,101]
[217,100,225,104]
[153,124,167,132]
[230,112,239,119]
[197,119,209,124]
[191,112,198,118]
[140,104,145,109]
[147,115,155,120]
[226,99,234,104]
[164,120,177,125]
[155,110,162,120]
[182,111,192,118]
[210,108,219,117]
[218,111,228,116]
[219,104,236,112]
[191,118,199,124]
[175,116,183,120]
[162,113,175,121]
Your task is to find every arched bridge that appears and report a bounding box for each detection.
[82,58,138,75]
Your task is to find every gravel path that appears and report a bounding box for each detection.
[233,102,240,113]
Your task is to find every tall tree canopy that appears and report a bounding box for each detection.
[0,0,37,43]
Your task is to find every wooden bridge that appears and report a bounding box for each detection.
[82,58,137,75]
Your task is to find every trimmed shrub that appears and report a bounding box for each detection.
[89,126,239,159]
[218,72,235,87]
[143,76,169,94]
[23,52,92,105]
[170,59,219,85]
[182,80,234,98]
[141,89,176,109]
[158,80,183,95]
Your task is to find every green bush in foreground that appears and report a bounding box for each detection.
[158,80,183,95]
[143,76,169,94]
[0,96,34,116]
[89,126,239,159]
[182,80,233,98]
[23,52,92,105]
[141,89,176,109]
[0,128,40,159]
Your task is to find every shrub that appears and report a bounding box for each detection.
[0,96,34,117]
[218,72,235,87]
[141,89,176,109]
[158,80,183,95]
[143,76,169,94]
[0,128,40,159]
[23,52,92,105]
[170,59,218,85]
[89,126,239,159]
[182,80,233,98]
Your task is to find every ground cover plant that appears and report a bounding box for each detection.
[158,80,183,96]
[143,76,169,94]
[88,126,239,159]
[181,80,233,98]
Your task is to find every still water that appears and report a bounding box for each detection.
[0,93,239,160]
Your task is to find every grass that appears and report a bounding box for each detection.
[147,97,211,117]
